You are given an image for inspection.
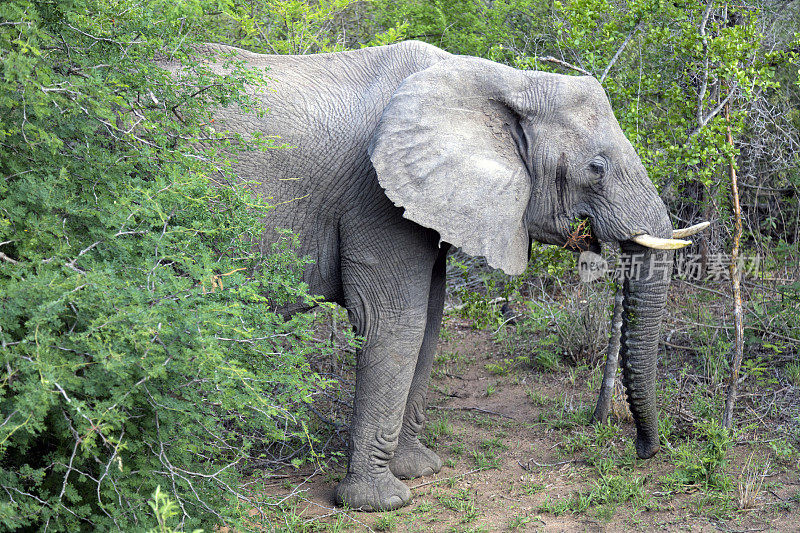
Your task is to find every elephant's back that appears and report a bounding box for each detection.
[211,41,451,222]
[200,42,451,302]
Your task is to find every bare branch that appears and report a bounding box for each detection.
[0,410,20,429]
[64,23,143,46]
[687,83,738,138]
[58,412,81,502]
[600,22,643,83]
[0,252,18,265]
[536,56,593,76]
[65,240,102,273]
[697,2,714,125]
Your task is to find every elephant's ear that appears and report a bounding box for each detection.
[369,56,533,275]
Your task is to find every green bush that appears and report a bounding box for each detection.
[147,487,203,533]
[368,0,553,60]
[664,421,733,490]
[0,1,327,529]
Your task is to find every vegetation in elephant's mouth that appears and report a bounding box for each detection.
[564,217,595,251]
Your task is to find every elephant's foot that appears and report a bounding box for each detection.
[389,438,443,480]
[635,433,661,459]
[334,471,411,511]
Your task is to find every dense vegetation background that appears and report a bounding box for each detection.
[1,0,798,530]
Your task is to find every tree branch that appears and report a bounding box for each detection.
[0,252,18,265]
[722,100,745,429]
[687,83,738,139]
[536,56,593,76]
[600,22,643,83]
[697,2,714,126]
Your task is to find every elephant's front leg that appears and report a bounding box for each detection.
[389,245,450,480]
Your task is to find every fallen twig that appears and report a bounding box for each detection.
[298,498,376,532]
[410,467,484,490]
[518,458,579,470]
[430,405,516,420]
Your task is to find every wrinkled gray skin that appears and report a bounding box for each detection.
[195,41,673,511]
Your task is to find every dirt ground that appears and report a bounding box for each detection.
[254,308,800,532]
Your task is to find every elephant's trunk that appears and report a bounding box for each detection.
[618,234,673,459]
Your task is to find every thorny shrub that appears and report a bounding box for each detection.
[0,1,331,530]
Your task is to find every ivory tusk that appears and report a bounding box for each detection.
[672,221,710,239]
[631,234,692,249]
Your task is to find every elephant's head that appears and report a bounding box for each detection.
[369,56,701,459]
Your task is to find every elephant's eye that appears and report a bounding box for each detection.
[588,157,607,180]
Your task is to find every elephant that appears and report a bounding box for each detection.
[182,40,705,511]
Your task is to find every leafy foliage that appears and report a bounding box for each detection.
[147,487,203,533]
[547,0,785,196]
[662,421,734,490]
[0,1,328,529]
[213,0,354,54]
[368,0,553,59]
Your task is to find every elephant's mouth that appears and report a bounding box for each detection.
[563,216,601,254]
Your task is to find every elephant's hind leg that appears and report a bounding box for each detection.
[334,222,439,511]
[389,245,449,480]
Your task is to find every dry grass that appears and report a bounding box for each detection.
[737,451,768,511]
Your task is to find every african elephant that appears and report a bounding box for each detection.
[191,40,701,511]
